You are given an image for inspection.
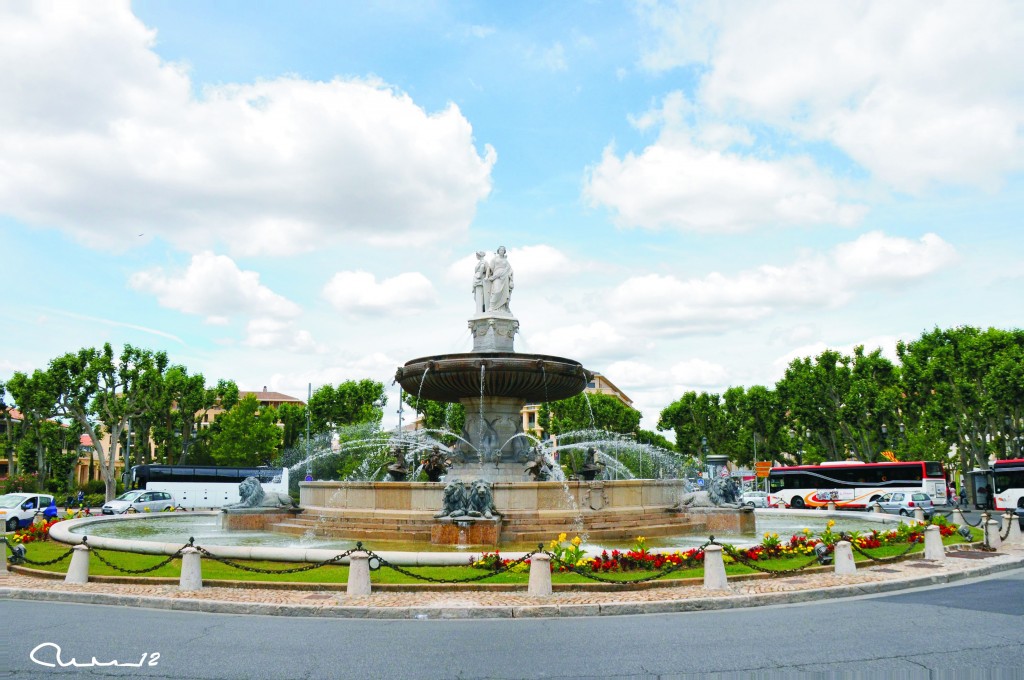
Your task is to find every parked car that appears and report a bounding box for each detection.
[872,491,934,518]
[741,491,770,508]
[101,490,175,515]
[0,493,55,531]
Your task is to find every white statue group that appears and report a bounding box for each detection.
[473,246,514,315]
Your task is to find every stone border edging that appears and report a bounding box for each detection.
[3,550,1021,619]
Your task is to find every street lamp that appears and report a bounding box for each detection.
[701,436,708,465]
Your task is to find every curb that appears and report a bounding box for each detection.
[3,552,1022,619]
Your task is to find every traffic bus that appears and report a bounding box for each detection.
[124,465,290,510]
[990,459,1024,511]
[767,460,948,510]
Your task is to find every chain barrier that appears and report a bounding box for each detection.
[86,536,189,575]
[543,540,712,584]
[958,512,986,528]
[364,545,541,584]
[3,536,75,566]
[849,537,922,563]
[998,516,1013,541]
[714,539,821,576]
[192,538,359,574]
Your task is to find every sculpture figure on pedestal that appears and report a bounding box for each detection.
[487,246,513,314]
[472,250,490,314]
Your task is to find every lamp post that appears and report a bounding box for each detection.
[305,383,312,481]
[701,436,708,468]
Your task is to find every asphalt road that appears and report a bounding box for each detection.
[3,568,1022,679]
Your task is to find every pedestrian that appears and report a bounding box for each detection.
[76,489,84,509]
[43,499,58,520]
[959,485,967,507]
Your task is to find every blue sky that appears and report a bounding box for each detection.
[2,1,1022,434]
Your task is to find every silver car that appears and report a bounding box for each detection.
[741,491,770,508]
[873,491,934,518]
[101,490,175,515]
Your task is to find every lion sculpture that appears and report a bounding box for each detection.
[222,476,296,511]
[434,479,469,519]
[672,476,744,510]
[466,479,499,520]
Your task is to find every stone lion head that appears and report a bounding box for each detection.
[238,476,265,506]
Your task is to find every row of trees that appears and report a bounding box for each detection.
[657,327,1024,478]
[0,343,386,500]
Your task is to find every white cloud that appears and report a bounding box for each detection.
[242,318,327,353]
[637,0,1024,192]
[322,271,437,316]
[585,96,867,233]
[606,358,728,390]
[607,232,956,335]
[446,244,582,286]
[130,252,300,322]
[0,3,495,256]
[529,321,647,364]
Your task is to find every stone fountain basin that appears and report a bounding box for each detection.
[396,352,593,403]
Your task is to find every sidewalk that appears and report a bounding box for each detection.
[3,543,1023,619]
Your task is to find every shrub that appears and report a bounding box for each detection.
[1,473,40,494]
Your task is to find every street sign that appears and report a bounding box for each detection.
[755,462,772,478]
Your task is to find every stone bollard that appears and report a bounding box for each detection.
[923,525,946,562]
[913,507,925,522]
[703,545,728,590]
[951,507,968,527]
[872,503,883,513]
[347,553,372,597]
[827,501,837,512]
[985,519,1001,550]
[1004,512,1022,544]
[833,541,856,575]
[528,553,552,597]
[1,536,8,576]
[65,544,91,584]
[178,546,203,590]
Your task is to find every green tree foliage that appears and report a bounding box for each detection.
[207,394,282,466]
[401,394,465,441]
[539,393,641,436]
[277,402,307,450]
[6,370,59,483]
[308,380,386,433]
[657,391,726,460]
[48,344,168,501]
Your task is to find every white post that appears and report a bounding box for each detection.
[913,507,925,522]
[872,503,883,514]
[1,536,8,575]
[528,553,552,596]
[703,545,728,590]
[923,525,946,562]
[951,508,968,526]
[833,540,856,575]
[1002,512,1021,544]
[179,547,203,591]
[65,544,91,584]
[985,519,1001,550]
[347,553,372,597]
[827,501,837,512]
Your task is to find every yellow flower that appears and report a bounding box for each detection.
[571,536,582,547]
[803,527,812,535]
[827,519,835,528]
[558,532,567,543]
[772,533,778,539]
[764,531,771,538]
[549,539,558,549]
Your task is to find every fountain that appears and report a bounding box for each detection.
[292,246,755,546]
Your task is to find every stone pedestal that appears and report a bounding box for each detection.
[456,396,530,466]
[179,547,203,591]
[347,553,372,597]
[703,545,728,590]
[221,509,295,531]
[431,518,501,546]
[923,525,945,561]
[469,314,519,352]
[65,545,91,584]
[834,541,856,574]
[986,519,1001,550]
[528,553,552,596]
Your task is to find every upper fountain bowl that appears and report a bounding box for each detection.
[396,353,593,403]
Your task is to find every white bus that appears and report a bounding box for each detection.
[767,460,948,510]
[126,465,290,510]
[992,459,1024,511]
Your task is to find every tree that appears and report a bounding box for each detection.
[539,393,641,436]
[157,367,238,465]
[402,394,465,444]
[49,344,168,501]
[308,380,386,432]
[7,370,59,487]
[657,391,726,461]
[207,394,282,466]
[277,402,307,450]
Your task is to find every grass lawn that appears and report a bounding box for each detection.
[6,531,979,586]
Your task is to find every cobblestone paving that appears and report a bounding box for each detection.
[3,543,1022,617]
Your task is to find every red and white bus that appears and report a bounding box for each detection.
[767,460,948,510]
[992,459,1024,511]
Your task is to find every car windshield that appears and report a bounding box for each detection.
[0,494,28,509]
[114,491,144,502]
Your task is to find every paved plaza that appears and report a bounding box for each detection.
[3,541,1022,619]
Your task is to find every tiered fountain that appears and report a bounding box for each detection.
[294,247,754,546]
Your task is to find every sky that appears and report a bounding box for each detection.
[1,1,1022,436]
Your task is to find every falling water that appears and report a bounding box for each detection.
[478,362,486,468]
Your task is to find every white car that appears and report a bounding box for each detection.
[0,493,54,532]
[741,491,770,508]
[101,490,175,515]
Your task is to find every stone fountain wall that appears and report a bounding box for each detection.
[290,480,754,545]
